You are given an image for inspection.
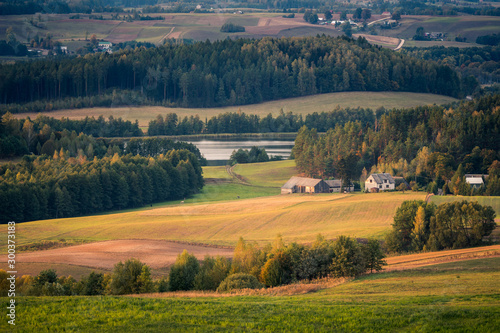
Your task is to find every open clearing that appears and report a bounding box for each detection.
[14,92,458,128]
[7,257,500,331]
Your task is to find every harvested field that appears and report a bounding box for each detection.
[16,239,233,272]
[385,244,500,271]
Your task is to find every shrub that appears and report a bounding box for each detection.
[217,273,263,292]
[220,23,245,33]
[110,258,152,295]
[193,255,231,291]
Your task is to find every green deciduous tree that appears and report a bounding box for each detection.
[168,250,200,291]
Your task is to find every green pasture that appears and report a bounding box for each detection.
[4,257,499,332]
[232,160,297,187]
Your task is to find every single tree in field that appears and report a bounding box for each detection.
[362,239,386,273]
[397,183,407,193]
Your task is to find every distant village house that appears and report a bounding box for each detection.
[324,179,354,193]
[365,173,395,192]
[465,174,487,188]
[281,177,329,194]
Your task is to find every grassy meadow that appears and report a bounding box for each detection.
[3,257,499,332]
[14,92,459,128]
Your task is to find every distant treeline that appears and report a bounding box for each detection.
[0,113,207,164]
[0,36,473,109]
[401,45,500,85]
[148,108,377,136]
[0,150,203,223]
[0,0,158,15]
[292,95,500,191]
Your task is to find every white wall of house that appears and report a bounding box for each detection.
[365,175,395,191]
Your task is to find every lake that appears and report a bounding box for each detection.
[188,139,295,165]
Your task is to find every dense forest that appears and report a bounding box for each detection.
[0,36,473,109]
[292,95,500,193]
[401,46,500,85]
[0,149,204,223]
[147,107,376,136]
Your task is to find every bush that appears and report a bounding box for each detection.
[217,273,263,292]
[220,23,245,33]
[193,255,231,291]
[109,258,152,295]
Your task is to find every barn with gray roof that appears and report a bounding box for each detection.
[281,177,330,194]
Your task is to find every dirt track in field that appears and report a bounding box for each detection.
[17,239,234,271]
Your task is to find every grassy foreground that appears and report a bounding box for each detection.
[3,257,499,332]
[14,92,458,128]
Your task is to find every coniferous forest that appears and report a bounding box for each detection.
[0,150,204,223]
[0,36,475,109]
[292,95,500,193]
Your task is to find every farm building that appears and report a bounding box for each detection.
[465,174,487,188]
[281,177,330,194]
[324,179,354,193]
[365,173,395,192]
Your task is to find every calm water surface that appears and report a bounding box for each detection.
[188,140,294,165]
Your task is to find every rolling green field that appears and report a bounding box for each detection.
[232,160,297,187]
[4,257,499,332]
[15,92,458,128]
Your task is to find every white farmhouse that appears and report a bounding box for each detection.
[365,173,395,192]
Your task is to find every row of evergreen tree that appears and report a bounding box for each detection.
[0,150,203,223]
[292,95,500,190]
[0,36,473,107]
[147,107,377,135]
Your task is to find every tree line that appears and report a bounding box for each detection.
[401,45,500,86]
[386,200,496,253]
[0,150,203,223]
[292,95,500,191]
[1,234,386,297]
[0,36,473,108]
[148,108,377,136]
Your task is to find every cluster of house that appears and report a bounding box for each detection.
[281,172,487,194]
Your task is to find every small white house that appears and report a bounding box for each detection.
[98,41,112,50]
[365,173,395,192]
